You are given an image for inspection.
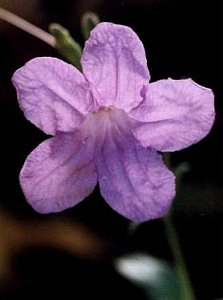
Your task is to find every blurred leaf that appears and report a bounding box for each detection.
[127,221,142,236]
[0,207,110,279]
[164,157,222,217]
[174,162,191,186]
[174,183,223,216]
[114,253,181,300]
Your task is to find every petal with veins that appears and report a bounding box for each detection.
[12,57,95,135]
[96,127,175,222]
[130,78,215,151]
[81,22,150,110]
[20,131,97,213]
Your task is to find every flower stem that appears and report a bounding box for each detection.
[0,7,55,47]
[163,214,196,300]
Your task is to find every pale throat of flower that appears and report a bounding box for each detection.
[82,105,130,141]
[90,105,118,124]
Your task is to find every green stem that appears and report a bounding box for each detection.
[163,214,196,300]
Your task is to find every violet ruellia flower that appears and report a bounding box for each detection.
[12,23,215,222]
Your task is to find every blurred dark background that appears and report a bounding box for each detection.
[0,0,222,299]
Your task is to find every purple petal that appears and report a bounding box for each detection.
[130,78,215,152]
[20,132,97,213]
[12,57,95,135]
[96,129,175,222]
[81,22,150,110]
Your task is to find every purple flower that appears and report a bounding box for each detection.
[12,23,215,222]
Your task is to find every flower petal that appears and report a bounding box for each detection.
[130,78,215,152]
[20,132,97,213]
[81,22,150,110]
[96,130,175,222]
[12,57,95,135]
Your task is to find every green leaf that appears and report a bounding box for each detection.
[114,253,181,300]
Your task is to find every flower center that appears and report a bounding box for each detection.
[82,107,129,140]
[93,105,115,116]
[98,106,114,112]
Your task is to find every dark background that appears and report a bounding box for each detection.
[0,0,222,299]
